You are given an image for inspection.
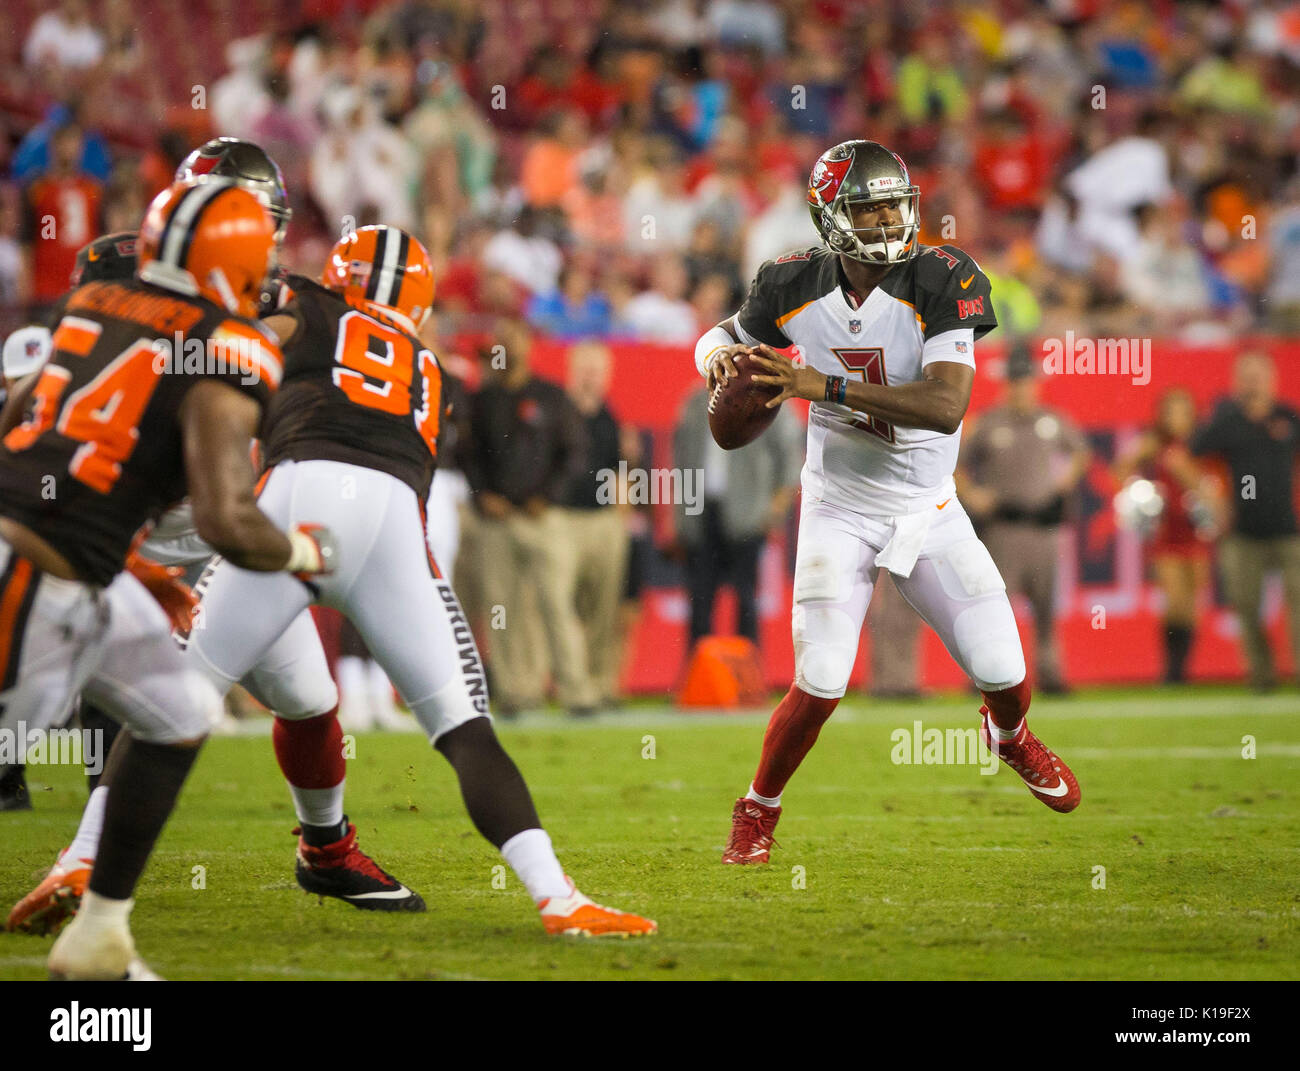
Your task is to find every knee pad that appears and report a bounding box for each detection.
[792,603,858,699]
[933,539,1006,601]
[96,673,223,744]
[249,670,339,721]
[953,600,1026,691]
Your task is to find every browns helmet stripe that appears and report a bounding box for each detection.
[387,230,411,309]
[158,181,232,272]
[364,226,410,309]
[364,227,389,302]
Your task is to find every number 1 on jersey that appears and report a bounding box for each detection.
[831,347,895,443]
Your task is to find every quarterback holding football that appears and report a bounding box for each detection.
[695,139,1082,864]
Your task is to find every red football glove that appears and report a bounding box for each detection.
[125,549,199,635]
[285,523,338,578]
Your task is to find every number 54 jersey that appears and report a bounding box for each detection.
[261,277,442,501]
[0,278,281,586]
[736,244,998,518]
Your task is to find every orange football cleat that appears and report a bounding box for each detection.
[6,855,92,935]
[538,878,657,938]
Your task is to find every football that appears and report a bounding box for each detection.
[707,352,782,449]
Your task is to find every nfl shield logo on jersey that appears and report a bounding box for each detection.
[848,319,862,334]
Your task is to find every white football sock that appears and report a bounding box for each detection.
[290,783,346,829]
[746,785,782,808]
[61,785,108,866]
[500,828,569,903]
[987,717,1024,743]
[76,889,133,926]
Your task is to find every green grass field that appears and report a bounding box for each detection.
[2,686,1297,980]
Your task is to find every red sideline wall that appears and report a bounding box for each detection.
[513,337,1300,694]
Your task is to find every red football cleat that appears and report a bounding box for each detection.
[722,797,781,864]
[980,707,1080,813]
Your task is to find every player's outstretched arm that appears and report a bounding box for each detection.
[749,345,974,435]
[180,379,320,573]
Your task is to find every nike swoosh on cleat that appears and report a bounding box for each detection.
[1021,776,1069,797]
[343,886,416,900]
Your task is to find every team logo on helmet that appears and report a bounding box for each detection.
[808,152,854,207]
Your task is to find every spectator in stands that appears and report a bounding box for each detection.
[12,102,112,184]
[1191,353,1300,691]
[1119,200,1211,333]
[463,319,591,716]
[743,168,816,280]
[620,255,699,343]
[1266,179,1300,333]
[21,123,102,322]
[683,218,741,301]
[482,206,563,295]
[622,146,698,254]
[673,384,802,649]
[564,165,627,252]
[709,0,785,56]
[526,262,614,340]
[23,0,104,74]
[897,30,970,125]
[310,86,418,233]
[1064,110,1172,262]
[0,197,25,311]
[404,61,498,214]
[690,272,732,336]
[957,346,1090,694]
[557,341,631,710]
[520,109,588,210]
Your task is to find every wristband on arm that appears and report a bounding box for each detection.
[694,323,737,378]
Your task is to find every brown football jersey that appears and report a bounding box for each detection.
[0,278,282,585]
[261,277,443,500]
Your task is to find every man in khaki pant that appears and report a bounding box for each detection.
[1193,353,1300,690]
[553,342,631,710]
[464,320,590,716]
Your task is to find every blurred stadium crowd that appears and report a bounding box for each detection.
[4,0,1300,340]
[1,0,1298,718]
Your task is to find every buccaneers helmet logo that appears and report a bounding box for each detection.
[808,152,853,207]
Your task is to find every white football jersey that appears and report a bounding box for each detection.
[736,244,997,516]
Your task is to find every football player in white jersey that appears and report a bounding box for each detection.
[695,140,1081,864]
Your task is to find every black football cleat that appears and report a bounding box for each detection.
[293,821,426,912]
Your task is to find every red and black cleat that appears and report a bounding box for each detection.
[293,821,426,911]
[722,797,782,864]
[980,707,1081,813]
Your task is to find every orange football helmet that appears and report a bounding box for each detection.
[322,225,435,332]
[137,179,276,318]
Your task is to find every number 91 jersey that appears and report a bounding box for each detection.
[261,276,443,501]
[736,244,997,517]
